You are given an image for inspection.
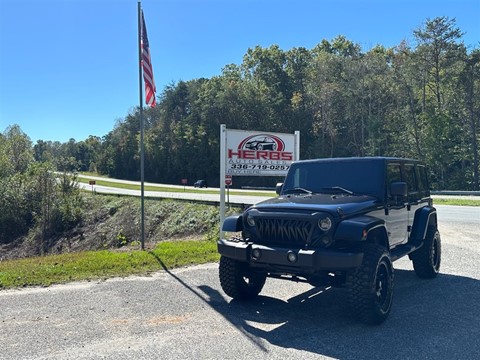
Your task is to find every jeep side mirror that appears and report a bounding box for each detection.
[276,183,284,195]
[390,182,407,197]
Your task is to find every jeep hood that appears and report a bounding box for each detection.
[252,193,380,217]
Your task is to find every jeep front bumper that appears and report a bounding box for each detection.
[217,238,364,272]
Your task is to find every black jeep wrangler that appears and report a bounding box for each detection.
[217,157,441,324]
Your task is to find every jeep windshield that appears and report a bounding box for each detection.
[281,158,385,199]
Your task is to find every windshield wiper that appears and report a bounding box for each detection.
[284,187,313,195]
[321,186,354,195]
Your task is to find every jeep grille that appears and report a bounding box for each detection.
[254,218,313,246]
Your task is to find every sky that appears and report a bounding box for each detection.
[1,0,479,144]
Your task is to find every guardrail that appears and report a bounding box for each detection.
[241,186,276,191]
[431,191,480,196]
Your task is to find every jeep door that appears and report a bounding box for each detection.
[385,162,409,247]
[404,163,422,231]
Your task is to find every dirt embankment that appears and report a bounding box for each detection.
[0,195,221,260]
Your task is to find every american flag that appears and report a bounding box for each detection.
[141,10,156,107]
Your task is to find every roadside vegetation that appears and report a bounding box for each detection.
[0,129,236,289]
[432,198,480,206]
[0,191,232,260]
[0,189,235,289]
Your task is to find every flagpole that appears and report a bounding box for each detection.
[138,1,145,250]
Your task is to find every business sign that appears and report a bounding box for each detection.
[219,125,299,239]
[226,129,297,176]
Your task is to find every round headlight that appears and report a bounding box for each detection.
[246,214,255,227]
[318,217,332,231]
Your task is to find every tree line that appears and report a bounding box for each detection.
[5,17,480,194]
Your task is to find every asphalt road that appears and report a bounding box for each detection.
[1,205,479,360]
[77,176,270,205]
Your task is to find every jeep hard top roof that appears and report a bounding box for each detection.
[283,157,425,200]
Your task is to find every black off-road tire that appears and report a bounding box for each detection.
[411,227,441,279]
[346,244,394,325]
[219,256,266,300]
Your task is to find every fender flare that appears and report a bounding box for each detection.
[334,215,387,243]
[410,206,437,242]
[222,215,243,232]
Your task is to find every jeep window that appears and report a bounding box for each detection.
[416,165,430,198]
[404,164,419,202]
[283,160,384,198]
[386,163,402,203]
[404,164,416,191]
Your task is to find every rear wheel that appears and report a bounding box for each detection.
[219,256,266,300]
[411,227,441,279]
[346,244,394,325]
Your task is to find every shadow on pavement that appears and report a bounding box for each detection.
[149,251,479,359]
[197,270,480,360]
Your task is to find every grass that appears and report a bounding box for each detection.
[0,240,220,289]
[77,176,275,197]
[432,198,480,206]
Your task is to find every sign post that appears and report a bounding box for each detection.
[225,175,232,207]
[89,180,96,194]
[181,178,188,191]
[219,125,227,240]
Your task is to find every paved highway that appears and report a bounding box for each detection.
[1,205,479,359]
[77,175,271,205]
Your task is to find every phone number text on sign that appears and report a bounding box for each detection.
[227,162,291,176]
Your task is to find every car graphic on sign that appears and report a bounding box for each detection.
[244,136,278,151]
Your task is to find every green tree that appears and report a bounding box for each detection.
[1,124,33,176]
[414,17,469,188]
[460,49,480,190]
